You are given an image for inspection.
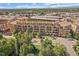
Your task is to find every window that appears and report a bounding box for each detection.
[28,25,33,32]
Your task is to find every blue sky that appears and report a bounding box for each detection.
[0,3,79,9]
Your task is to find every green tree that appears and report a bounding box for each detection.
[39,37,54,56]
[53,44,67,56]
[33,32,40,38]
[13,31,39,56]
[0,33,3,40]
[28,44,39,56]
[13,31,33,44]
[70,29,75,39]
[74,32,79,40]
[19,43,29,56]
[0,38,15,56]
[14,39,19,56]
[73,41,79,55]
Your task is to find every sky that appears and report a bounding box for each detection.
[0,3,79,9]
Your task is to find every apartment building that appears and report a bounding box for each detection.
[9,15,75,37]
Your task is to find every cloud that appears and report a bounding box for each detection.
[49,3,79,8]
[15,4,49,8]
[15,5,29,8]
[0,3,79,9]
[15,6,49,8]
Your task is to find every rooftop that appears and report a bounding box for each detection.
[31,16,63,20]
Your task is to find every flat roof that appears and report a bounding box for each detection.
[31,16,63,20]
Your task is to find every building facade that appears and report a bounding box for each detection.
[9,16,76,37]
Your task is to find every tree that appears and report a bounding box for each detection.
[74,46,79,55]
[0,38,15,56]
[13,31,33,45]
[0,33,3,40]
[39,36,67,56]
[28,44,39,56]
[13,31,39,56]
[53,44,67,56]
[73,41,79,55]
[74,32,79,40]
[19,43,29,56]
[33,32,39,38]
[14,39,19,56]
[39,37,54,56]
[70,29,75,39]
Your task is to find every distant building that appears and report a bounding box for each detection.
[0,16,10,35]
